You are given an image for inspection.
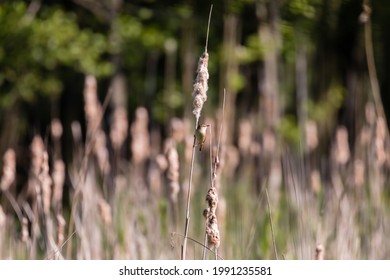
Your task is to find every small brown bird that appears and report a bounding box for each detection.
[195,124,210,151]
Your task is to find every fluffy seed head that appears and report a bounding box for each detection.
[1,148,16,192]
[192,52,209,121]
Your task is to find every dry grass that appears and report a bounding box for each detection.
[0,80,389,259]
[1,3,390,260]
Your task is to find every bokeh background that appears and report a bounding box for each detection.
[1,0,390,260]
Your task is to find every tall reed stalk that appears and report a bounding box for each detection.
[202,89,225,260]
[181,5,213,260]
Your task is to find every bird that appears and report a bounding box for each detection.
[195,124,210,151]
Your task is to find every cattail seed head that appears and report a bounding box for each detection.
[110,107,128,151]
[155,154,168,172]
[52,159,65,211]
[359,4,371,24]
[84,75,103,134]
[56,214,66,246]
[98,198,112,226]
[0,205,5,229]
[206,188,218,210]
[164,139,180,203]
[238,119,252,155]
[130,107,150,164]
[315,244,325,260]
[21,217,29,243]
[206,223,220,249]
[169,118,186,143]
[333,126,350,165]
[374,118,387,167]
[94,130,111,174]
[305,120,318,152]
[192,52,209,121]
[205,185,220,249]
[51,118,63,140]
[192,95,205,119]
[1,148,16,192]
[31,135,45,176]
[203,208,210,219]
[353,159,365,188]
[41,151,52,214]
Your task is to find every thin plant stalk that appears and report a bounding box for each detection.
[362,0,389,139]
[265,187,278,260]
[174,232,223,260]
[181,127,198,260]
[66,85,114,258]
[181,5,213,260]
[203,89,226,259]
[202,123,214,260]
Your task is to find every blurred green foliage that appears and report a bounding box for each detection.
[0,2,112,109]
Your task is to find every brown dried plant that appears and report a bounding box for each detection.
[181,5,213,260]
[202,90,226,260]
[164,139,180,203]
[52,159,65,213]
[40,151,52,215]
[315,244,325,260]
[56,214,66,246]
[130,107,150,165]
[28,136,56,257]
[0,205,5,256]
[0,149,16,192]
[98,198,112,226]
[0,148,23,225]
[333,126,350,166]
[29,136,48,217]
[83,75,111,176]
[66,75,114,259]
[192,52,209,122]
[238,119,253,156]
[110,107,128,152]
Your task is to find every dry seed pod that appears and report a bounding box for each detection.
[192,52,209,120]
[169,118,186,143]
[164,139,180,203]
[51,118,63,140]
[315,244,325,260]
[353,159,365,188]
[305,120,318,152]
[333,126,350,165]
[155,154,168,172]
[94,130,110,174]
[0,148,16,192]
[205,185,220,249]
[56,214,66,246]
[238,119,252,155]
[40,151,52,214]
[98,198,112,226]
[206,221,220,249]
[21,217,29,243]
[31,135,45,176]
[52,159,65,211]
[203,208,210,219]
[83,75,102,134]
[130,107,150,164]
[110,107,128,151]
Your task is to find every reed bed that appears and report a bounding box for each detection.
[1,3,390,261]
[0,78,389,259]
